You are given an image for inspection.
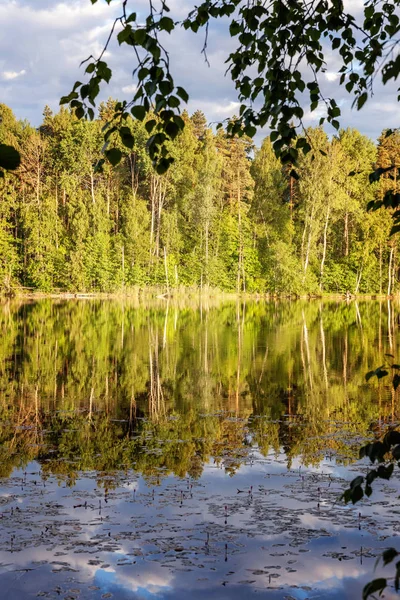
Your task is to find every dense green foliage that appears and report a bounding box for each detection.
[1,102,400,295]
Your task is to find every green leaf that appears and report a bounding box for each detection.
[366,467,378,483]
[377,463,394,480]
[351,485,363,503]
[165,121,179,139]
[173,115,185,130]
[133,29,147,45]
[126,12,137,24]
[382,548,399,566]
[366,370,376,381]
[176,86,189,103]
[138,68,149,81]
[105,148,122,166]
[159,80,174,95]
[120,127,134,150]
[385,430,400,445]
[357,92,368,110]
[396,561,400,592]
[159,16,174,33]
[131,105,146,121]
[393,374,400,390]
[145,119,157,133]
[104,126,117,141]
[156,157,172,174]
[168,96,180,108]
[245,125,257,137]
[390,224,400,236]
[376,368,389,379]
[97,61,112,83]
[368,441,387,463]
[363,578,387,600]
[0,144,21,171]
[230,21,241,35]
[350,475,364,489]
[75,106,85,120]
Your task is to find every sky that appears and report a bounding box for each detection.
[1,0,400,144]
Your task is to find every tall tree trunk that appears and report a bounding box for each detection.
[90,169,95,204]
[392,249,396,294]
[388,298,393,350]
[129,154,139,200]
[388,247,394,296]
[355,266,363,294]
[36,163,40,205]
[344,212,349,256]
[205,219,209,284]
[319,305,328,389]
[289,175,294,222]
[164,246,169,294]
[149,175,156,266]
[156,187,162,258]
[302,202,316,278]
[55,180,58,250]
[121,245,125,286]
[303,209,315,277]
[320,207,330,291]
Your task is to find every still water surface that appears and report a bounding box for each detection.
[1,299,400,599]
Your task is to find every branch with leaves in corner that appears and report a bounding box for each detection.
[343,359,400,599]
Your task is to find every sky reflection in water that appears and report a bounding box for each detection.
[1,452,400,600]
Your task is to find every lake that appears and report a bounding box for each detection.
[0,298,400,599]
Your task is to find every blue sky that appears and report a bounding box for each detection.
[1,0,400,144]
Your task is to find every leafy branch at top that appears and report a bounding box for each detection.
[61,0,186,174]
[60,0,400,175]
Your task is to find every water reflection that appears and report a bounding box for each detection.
[0,298,400,598]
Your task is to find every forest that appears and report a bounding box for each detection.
[0,101,399,296]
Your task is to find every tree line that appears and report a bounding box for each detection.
[1,101,400,295]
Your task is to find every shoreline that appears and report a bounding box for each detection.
[1,286,399,302]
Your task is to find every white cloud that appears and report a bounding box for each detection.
[122,84,138,94]
[303,102,327,124]
[324,71,339,82]
[2,69,26,80]
[192,99,240,120]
